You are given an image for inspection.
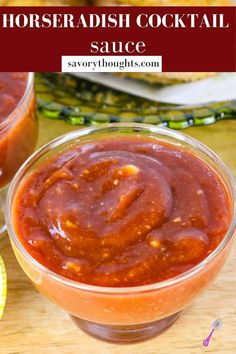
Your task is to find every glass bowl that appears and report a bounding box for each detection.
[0,72,38,236]
[6,123,236,343]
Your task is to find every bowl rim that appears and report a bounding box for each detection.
[0,72,34,131]
[6,123,236,294]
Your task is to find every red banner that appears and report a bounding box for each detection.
[0,6,235,71]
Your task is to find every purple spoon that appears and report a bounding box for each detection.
[203,319,222,347]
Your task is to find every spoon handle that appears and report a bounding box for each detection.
[203,328,215,347]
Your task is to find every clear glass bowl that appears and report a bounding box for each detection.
[6,124,236,343]
[0,73,38,236]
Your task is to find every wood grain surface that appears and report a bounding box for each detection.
[0,117,236,354]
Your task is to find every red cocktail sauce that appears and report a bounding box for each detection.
[13,137,231,287]
[0,73,37,188]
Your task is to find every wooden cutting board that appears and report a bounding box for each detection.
[1,116,236,354]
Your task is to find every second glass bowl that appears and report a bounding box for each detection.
[0,72,38,236]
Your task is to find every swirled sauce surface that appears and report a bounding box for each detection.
[13,137,231,287]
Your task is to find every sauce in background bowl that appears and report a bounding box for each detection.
[6,124,236,343]
[0,73,27,123]
[0,73,38,189]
